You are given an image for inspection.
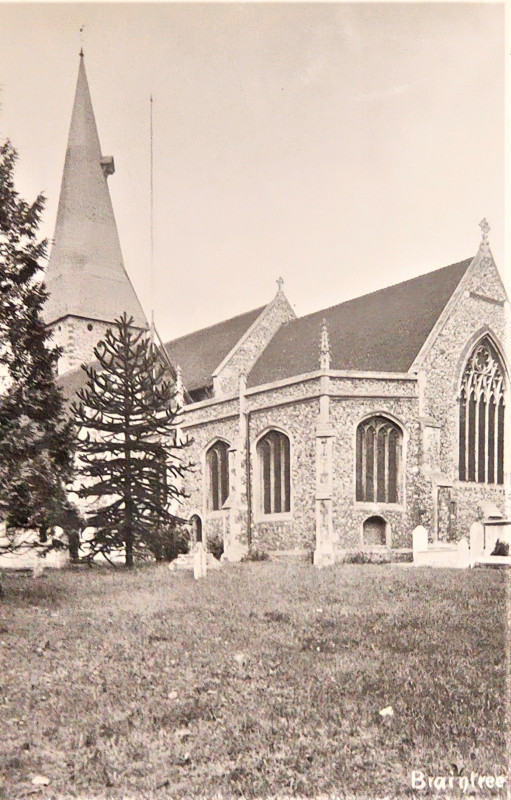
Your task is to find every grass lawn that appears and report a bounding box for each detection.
[0,561,508,799]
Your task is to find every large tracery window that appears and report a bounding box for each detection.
[206,440,230,511]
[356,416,402,504]
[459,338,505,484]
[257,430,291,514]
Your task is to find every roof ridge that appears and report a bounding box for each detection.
[246,256,476,386]
[291,257,474,324]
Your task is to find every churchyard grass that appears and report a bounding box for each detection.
[0,561,508,799]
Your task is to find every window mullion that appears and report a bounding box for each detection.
[361,426,367,501]
[372,428,378,503]
[494,397,499,483]
[280,436,286,512]
[269,436,275,514]
[497,399,505,484]
[474,388,480,482]
[384,429,389,503]
[484,389,489,483]
[216,449,221,509]
[465,388,470,480]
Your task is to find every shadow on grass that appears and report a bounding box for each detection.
[0,571,68,607]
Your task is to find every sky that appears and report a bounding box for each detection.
[0,2,506,342]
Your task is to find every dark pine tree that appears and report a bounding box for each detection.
[71,314,192,567]
[0,140,76,546]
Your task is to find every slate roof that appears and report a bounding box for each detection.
[164,306,266,392]
[58,257,473,401]
[247,258,473,387]
[44,54,147,328]
[57,306,265,401]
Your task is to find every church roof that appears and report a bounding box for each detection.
[164,306,265,392]
[57,304,265,401]
[43,54,147,328]
[58,257,473,401]
[247,258,473,387]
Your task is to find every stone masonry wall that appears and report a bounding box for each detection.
[180,375,424,555]
[247,378,321,409]
[329,377,417,398]
[248,399,318,552]
[178,414,239,544]
[419,254,508,535]
[181,398,239,428]
[246,379,422,552]
[180,256,510,555]
[213,292,295,396]
[329,395,424,550]
[50,316,112,374]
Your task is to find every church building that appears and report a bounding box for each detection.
[48,55,509,565]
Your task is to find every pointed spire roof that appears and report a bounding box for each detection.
[44,54,147,328]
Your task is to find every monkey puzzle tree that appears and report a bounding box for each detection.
[71,314,192,567]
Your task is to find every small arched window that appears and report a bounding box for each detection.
[363,515,388,546]
[459,338,505,484]
[206,440,230,510]
[356,416,402,503]
[190,514,203,543]
[257,430,291,514]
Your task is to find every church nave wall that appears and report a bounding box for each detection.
[419,254,508,529]
[328,396,424,551]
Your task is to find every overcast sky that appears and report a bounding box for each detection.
[0,2,505,341]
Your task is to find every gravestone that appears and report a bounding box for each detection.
[456,537,470,568]
[32,559,45,578]
[469,521,484,565]
[193,541,208,580]
[412,525,429,554]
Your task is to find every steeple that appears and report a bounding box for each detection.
[44,54,147,331]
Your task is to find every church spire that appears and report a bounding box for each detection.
[44,54,147,330]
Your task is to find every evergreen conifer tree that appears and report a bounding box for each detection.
[71,314,192,567]
[0,140,76,544]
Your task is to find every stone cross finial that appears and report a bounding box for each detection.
[276,276,284,293]
[479,218,490,247]
[320,318,331,371]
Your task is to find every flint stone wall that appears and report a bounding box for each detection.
[419,255,508,533]
[248,399,318,551]
[178,415,239,525]
[181,398,239,428]
[246,377,321,409]
[329,376,418,398]
[214,293,295,397]
[177,255,508,554]
[329,395,424,550]
[51,317,112,375]
[180,377,425,553]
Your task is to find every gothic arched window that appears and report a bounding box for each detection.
[206,440,230,510]
[356,417,402,503]
[257,430,291,514]
[459,338,505,484]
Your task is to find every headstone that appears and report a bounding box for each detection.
[193,542,207,580]
[469,521,485,565]
[486,521,511,549]
[412,525,429,554]
[456,537,470,568]
[32,559,44,578]
[478,500,503,520]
